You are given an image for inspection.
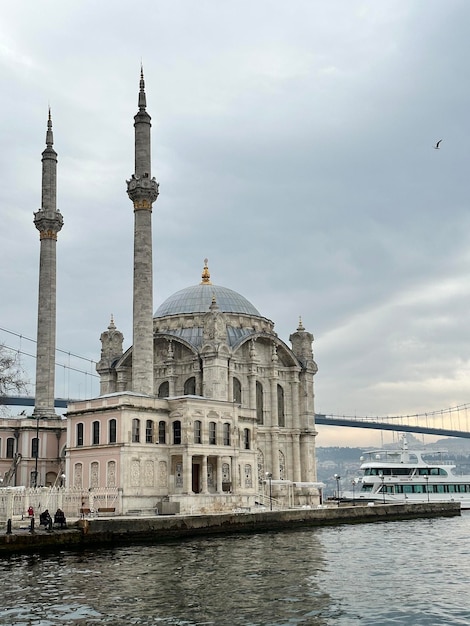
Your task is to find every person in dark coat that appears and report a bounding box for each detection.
[39,510,52,530]
[54,508,66,528]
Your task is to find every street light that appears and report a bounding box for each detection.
[424,474,430,503]
[351,479,357,506]
[265,472,273,510]
[379,472,385,504]
[334,474,341,506]
[60,473,66,488]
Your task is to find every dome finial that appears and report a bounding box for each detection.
[201,258,212,284]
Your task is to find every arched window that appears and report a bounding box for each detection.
[256,382,264,425]
[223,423,231,446]
[184,376,196,395]
[109,419,117,444]
[132,418,140,443]
[243,428,250,450]
[158,421,166,444]
[173,421,181,445]
[194,420,202,444]
[277,384,285,427]
[209,422,217,445]
[92,421,100,445]
[158,381,169,398]
[233,377,242,403]
[146,420,154,443]
[31,437,39,458]
[76,424,84,447]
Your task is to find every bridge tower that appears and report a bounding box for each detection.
[126,67,159,395]
[32,110,63,418]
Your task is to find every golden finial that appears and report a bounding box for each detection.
[200,258,212,284]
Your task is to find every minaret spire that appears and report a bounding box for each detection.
[33,110,64,422]
[126,69,159,395]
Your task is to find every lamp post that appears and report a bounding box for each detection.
[60,473,66,488]
[351,479,357,506]
[334,474,341,506]
[424,474,430,503]
[379,472,385,504]
[265,472,273,510]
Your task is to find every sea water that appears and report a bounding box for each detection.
[0,511,469,625]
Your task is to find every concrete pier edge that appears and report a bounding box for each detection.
[0,502,461,555]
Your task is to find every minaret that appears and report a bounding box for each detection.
[126,68,159,395]
[33,110,64,418]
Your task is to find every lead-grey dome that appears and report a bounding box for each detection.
[154,283,261,318]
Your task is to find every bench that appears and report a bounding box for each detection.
[97,507,116,516]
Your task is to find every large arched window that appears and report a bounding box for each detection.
[92,421,100,445]
[173,421,181,445]
[76,424,84,447]
[184,376,196,395]
[132,419,140,443]
[233,377,242,403]
[277,384,285,427]
[109,419,117,444]
[158,381,169,398]
[256,382,264,425]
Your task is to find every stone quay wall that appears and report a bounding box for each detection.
[0,502,461,555]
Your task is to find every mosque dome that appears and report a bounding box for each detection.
[154,260,261,318]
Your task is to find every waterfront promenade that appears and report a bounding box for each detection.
[0,501,460,555]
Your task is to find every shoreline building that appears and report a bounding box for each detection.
[65,73,320,513]
[1,72,320,512]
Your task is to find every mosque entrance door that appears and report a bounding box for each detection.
[192,463,201,493]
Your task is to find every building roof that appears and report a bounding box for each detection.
[154,260,261,318]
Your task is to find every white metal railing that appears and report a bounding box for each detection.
[0,486,120,521]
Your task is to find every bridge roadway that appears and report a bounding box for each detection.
[2,397,470,439]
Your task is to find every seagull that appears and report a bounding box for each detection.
[434,139,443,149]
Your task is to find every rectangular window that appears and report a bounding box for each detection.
[31,438,39,458]
[244,428,250,450]
[77,423,84,447]
[158,421,166,444]
[109,419,117,444]
[92,421,100,445]
[6,438,14,458]
[173,421,181,445]
[209,422,216,445]
[223,423,230,446]
[146,420,153,443]
[194,420,202,444]
[132,419,140,443]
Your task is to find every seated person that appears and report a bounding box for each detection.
[54,508,66,528]
[39,509,52,529]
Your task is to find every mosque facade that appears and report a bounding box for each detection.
[2,72,320,514]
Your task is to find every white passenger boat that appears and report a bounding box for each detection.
[341,435,470,509]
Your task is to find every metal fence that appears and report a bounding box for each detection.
[0,486,120,522]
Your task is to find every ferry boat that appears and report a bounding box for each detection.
[341,435,470,509]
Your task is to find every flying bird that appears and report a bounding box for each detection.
[434,139,443,149]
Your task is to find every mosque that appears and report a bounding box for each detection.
[1,72,321,514]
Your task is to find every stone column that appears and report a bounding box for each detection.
[216,456,223,493]
[292,432,301,482]
[183,453,192,494]
[201,456,208,493]
[33,111,63,419]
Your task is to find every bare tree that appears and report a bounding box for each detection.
[0,343,28,400]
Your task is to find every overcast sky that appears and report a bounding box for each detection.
[1,1,470,447]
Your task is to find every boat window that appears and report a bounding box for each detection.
[403,485,413,493]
